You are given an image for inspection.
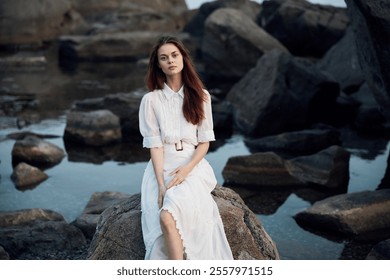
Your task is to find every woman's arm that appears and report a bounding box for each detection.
[150,147,166,208]
[166,142,210,189]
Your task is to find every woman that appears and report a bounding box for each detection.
[138,35,233,260]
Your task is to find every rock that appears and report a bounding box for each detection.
[212,186,280,260]
[69,0,188,18]
[354,106,386,136]
[350,83,379,108]
[87,194,144,260]
[6,131,60,141]
[223,152,304,187]
[366,239,390,260]
[0,55,47,71]
[72,191,131,239]
[65,0,191,40]
[245,127,341,156]
[0,0,83,45]
[378,152,390,190]
[69,91,142,141]
[345,0,390,121]
[226,49,339,137]
[86,11,189,35]
[184,0,262,38]
[0,93,39,117]
[87,186,280,260]
[286,145,350,188]
[0,208,64,227]
[258,0,349,57]
[59,31,190,62]
[0,246,10,260]
[212,100,234,136]
[11,136,65,168]
[59,31,160,61]
[317,27,365,93]
[11,162,48,190]
[202,8,288,80]
[223,145,350,189]
[294,189,390,239]
[0,209,87,259]
[64,109,122,146]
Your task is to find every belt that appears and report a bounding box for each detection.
[175,140,183,151]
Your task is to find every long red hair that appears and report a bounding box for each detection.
[145,36,207,125]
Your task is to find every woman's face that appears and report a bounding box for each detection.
[157,43,184,77]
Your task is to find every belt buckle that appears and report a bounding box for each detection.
[175,140,183,151]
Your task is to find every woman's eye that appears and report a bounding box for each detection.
[160,57,167,61]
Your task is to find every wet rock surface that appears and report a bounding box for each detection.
[87,186,280,260]
[11,135,65,168]
[294,189,390,239]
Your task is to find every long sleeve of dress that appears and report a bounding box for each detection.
[139,94,163,148]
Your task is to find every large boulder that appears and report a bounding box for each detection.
[226,49,339,137]
[345,0,390,121]
[87,186,280,260]
[223,152,303,188]
[86,11,190,35]
[0,0,83,45]
[184,0,262,38]
[59,31,191,61]
[64,109,122,146]
[69,91,142,140]
[69,0,188,17]
[245,127,341,156]
[59,31,166,61]
[0,209,87,259]
[317,27,365,93]
[223,145,350,189]
[294,189,390,239]
[72,191,131,239]
[258,0,349,57]
[67,0,190,37]
[286,145,350,188]
[202,8,288,80]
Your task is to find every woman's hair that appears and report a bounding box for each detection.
[145,35,207,125]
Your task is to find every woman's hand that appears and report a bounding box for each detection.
[166,164,192,189]
[158,184,166,208]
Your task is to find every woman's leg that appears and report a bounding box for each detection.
[160,210,184,260]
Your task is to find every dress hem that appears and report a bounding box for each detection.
[160,206,192,260]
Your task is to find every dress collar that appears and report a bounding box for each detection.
[163,83,184,99]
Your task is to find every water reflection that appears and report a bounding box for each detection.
[257,194,345,260]
[229,184,348,215]
[64,141,150,164]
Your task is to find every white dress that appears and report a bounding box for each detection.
[139,83,233,260]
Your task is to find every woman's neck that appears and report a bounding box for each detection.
[166,75,183,93]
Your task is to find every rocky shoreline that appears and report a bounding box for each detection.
[1,0,390,260]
